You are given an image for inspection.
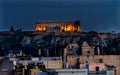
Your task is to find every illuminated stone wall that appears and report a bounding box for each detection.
[36,21,80,32]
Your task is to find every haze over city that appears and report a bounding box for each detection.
[0,0,120,32]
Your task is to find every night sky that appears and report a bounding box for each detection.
[0,0,120,32]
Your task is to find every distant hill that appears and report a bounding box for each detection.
[0,31,120,56]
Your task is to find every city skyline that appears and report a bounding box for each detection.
[0,0,120,32]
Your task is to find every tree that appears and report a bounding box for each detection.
[88,31,98,37]
[10,27,14,31]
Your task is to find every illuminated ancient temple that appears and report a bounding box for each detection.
[36,20,80,32]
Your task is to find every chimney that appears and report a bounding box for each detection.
[38,49,41,56]
[47,49,49,57]
[63,48,67,68]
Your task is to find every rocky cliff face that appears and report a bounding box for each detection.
[0,32,119,56]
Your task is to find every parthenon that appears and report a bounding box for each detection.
[36,21,80,32]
